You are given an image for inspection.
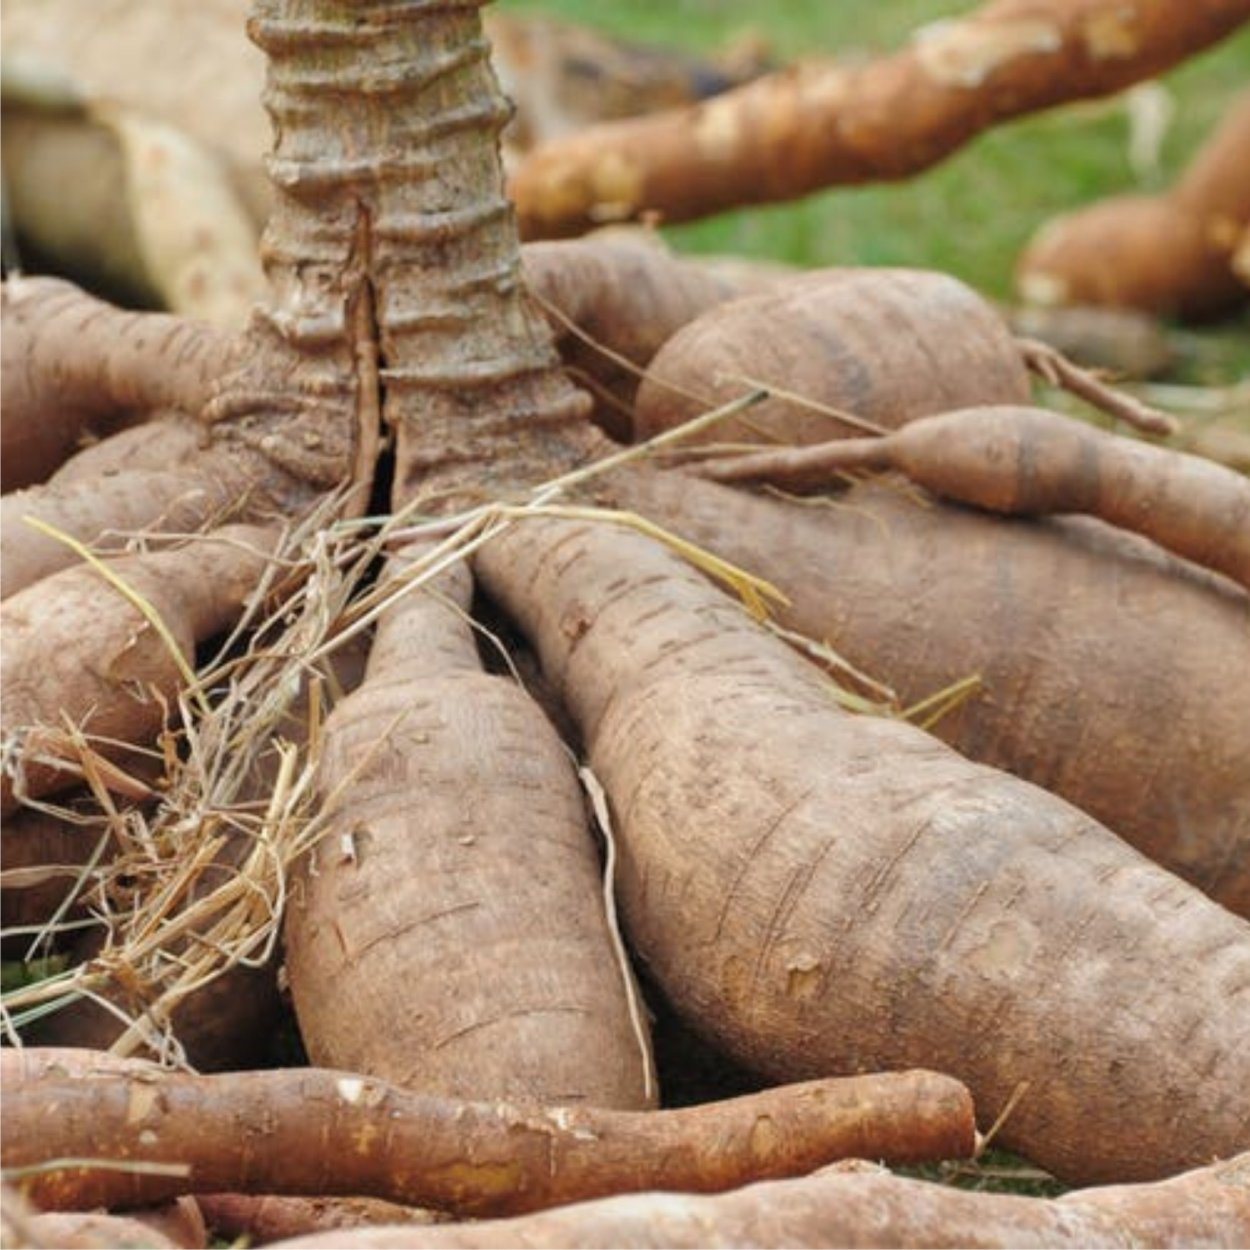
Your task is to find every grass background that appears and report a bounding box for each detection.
[496,0,1250,377]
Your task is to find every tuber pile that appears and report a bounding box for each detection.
[474,512,1250,1183]
[5,3,1250,1235]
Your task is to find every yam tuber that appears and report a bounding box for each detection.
[0,276,239,490]
[474,512,1250,1183]
[266,1156,1250,1249]
[41,415,206,487]
[0,278,217,492]
[1017,91,1250,319]
[1,466,254,600]
[0,1052,974,1217]
[509,0,1250,238]
[699,404,1250,591]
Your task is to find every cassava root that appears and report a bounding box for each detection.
[0,1051,975,1217]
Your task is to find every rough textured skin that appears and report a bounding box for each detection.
[0,525,275,813]
[45,416,205,487]
[632,270,1031,447]
[616,468,1250,915]
[0,277,234,495]
[268,1156,1250,1249]
[0,277,238,448]
[509,0,1250,237]
[475,514,1250,1183]
[1,463,253,600]
[522,235,739,442]
[284,555,652,1109]
[0,276,341,600]
[703,405,1250,592]
[1,1053,973,1217]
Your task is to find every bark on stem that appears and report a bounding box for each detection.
[247,0,594,513]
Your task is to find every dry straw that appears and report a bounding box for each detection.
[2,329,964,1063]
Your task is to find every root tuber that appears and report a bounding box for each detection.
[265,1155,1250,1249]
[0,1052,975,1217]
[698,404,1250,591]
[1018,91,1250,319]
[475,511,1250,1183]
[509,0,1250,238]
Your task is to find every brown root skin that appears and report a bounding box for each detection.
[0,803,119,960]
[0,272,360,603]
[193,1195,443,1246]
[15,1201,207,1250]
[283,550,653,1109]
[0,524,277,814]
[47,416,206,487]
[633,268,1030,447]
[1172,89,1250,234]
[700,405,1250,592]
[266,1155,1250,1250]
[1016,338,1178,435]
[4,1172,203,1250]
[1017,193,1247,321]
[0,277,240,472]
[617,467,1250,915]
[28,909,284,1073]
[509,0,1250,238]
[1236,221,1250,286]
[474,512,1250,1182]
[521,235,740,442]
[0,276,221,490]
[1018,91,1250,320]
[0,1053,974,1217]
[0,462,257,600]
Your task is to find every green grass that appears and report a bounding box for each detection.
[496,1,1250,320]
